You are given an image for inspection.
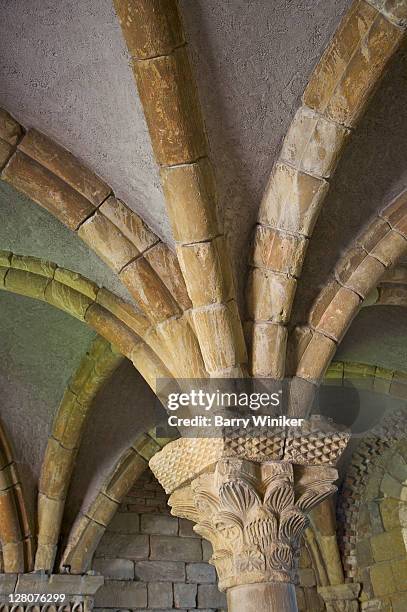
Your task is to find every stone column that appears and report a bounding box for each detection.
[150,419,349,612]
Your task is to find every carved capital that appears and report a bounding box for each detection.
[169,458,338,590]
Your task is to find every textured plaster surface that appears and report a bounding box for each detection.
[0,0,352,302]
[0,182,135,303]
[0,291,95,508]
[65,359,165,529]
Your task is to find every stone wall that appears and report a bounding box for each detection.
[92,468,227,611]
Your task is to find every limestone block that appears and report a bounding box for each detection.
[297,332,337,382]
[368,229,407,267]
[1,541,24,573]
[120,257,181,323]
[177,236,234,307]
[252,225,308,276]
[39,438,75,498]
[19,129,111,205]
[11,254,56,278]
[140,513,178,535]
[144,241,192,310]
[55,268,98,300]
[45,280,93,321]
[135,560,185,582]
[52,389,88,449]
[367,0,407,27]
[61,515,105,572]
[0,138,13,169]
[336,248,386,298]
[370,529,406,561]
[391,558,407,592]
[315,286,361,341]
[298,568,316,587]
[113,0,184,59]
[161,158,219,243]
[197,584,227,609]
[0,489,21,541]
[369,561,395,596]
[174,583,197,608]
[148,581,174,608]
[155,316,207,378]
[104,449,147,502]
[150,535,202,561]
[4,268,49,300]
[133,47,207,165]
[247,267,296,323]
[132,433,161,461]
[285,325,313,375]
[96,532,149,560]
[0,109,22,145]
[281,106,350,178]
[131,342,172,391]
[186,562,217,583]
[2,152,95,230]
[36,494,64,543]
[95,580,147,608]
[96,288,149,337]
[381,189,407,233]
[85,304,140,358]
[86,493,119,527]
[358,217,390,251]
[100,196,158,252]
[304,1,401,126]
[251,322,287,378]
[92,557,134,580]
[78,211,140,272]
[108,512,140,533]
[380,498,402,531]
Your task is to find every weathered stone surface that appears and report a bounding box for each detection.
[281,106,350,178]
[132,433,161,461]
[304,1,401,126]
[120,257,181,324]
[11,253,56,278]
[197,584,227,609]
[61,515,106,572]
[179,518,197,538]
[247,267,296,323]
[93,557,134,580]
[150,535,202,561]
[78,211,140,272]
[140,513,178,535]
[39,438,75,498]
[315,286,361,341]
[100,196,158,252]
[144,241,192,310]
[252,225,307,276]
[52,389,88,449]
[202,540,213,562]
[0,109,22,145]
[133,47,207,165]
[95,580,147,608]
[86,493,119,527]
[113,0,184,59]
[55,267,98,300]
[174,582,197,608]
[161,158,219,243]
[96,532,149,560]
[135,560,185,582]
[2,151,95,229]
[368,229,407,267]
[336,249,386,298]
[4,268,49,300]
[155,315,206,378]
[108,512,140,534]
[45,280,93,321]
[177,236,234,307]
[297,332,337,382]
[85,304,140,358]
[251,321,287,378]
[19,129,111,205]
[381,189,407,234]
[0,489,21,542]
[0,138,13,169]
[96,287,150,337]
[104,449,147,502]
[186,562,217,583]
[148,581,173,608]
[366,0,407,27]
[369,561,395,596]
[370,528,406,562]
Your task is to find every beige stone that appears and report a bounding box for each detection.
[37,494,65,543]
[61,515,106,573]
[281,106,350,178]
[104,448,147,502]
[370,529,406,562]
[78,211,140,272]
[336,249,386,298]
[160,158,219,243]
[54,267,98,300]
[86,492,119,527]
[45,280,93,320]
[297,332,337,382]
[96,287,150,337]
[285,325,313,376]
[0,108,22,145]
[370,561,396,596]
[0,138,13,169]
[85,304,140,358]
[144,241,192,310]
[113,0,184,59]
[4,268,49,300]
[252,225,308,276]
[39,438,75,499]
[100,196,158,252]
[155,316,207,378]
[2,151,95,230]
[309,279,341,327]
[247,267,296,323]
[19,129,111,205]
[120,257,181,323]
[259,162,328,237]
[251,322,287,378]
[366,0,407,28]
[52,389,89,450]
[131,340,172,390]
[369,229,407,267]
[133,47,207,165]
[315,286,361,341]
[177,236,234,307]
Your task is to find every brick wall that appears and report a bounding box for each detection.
[92,468,227,611]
